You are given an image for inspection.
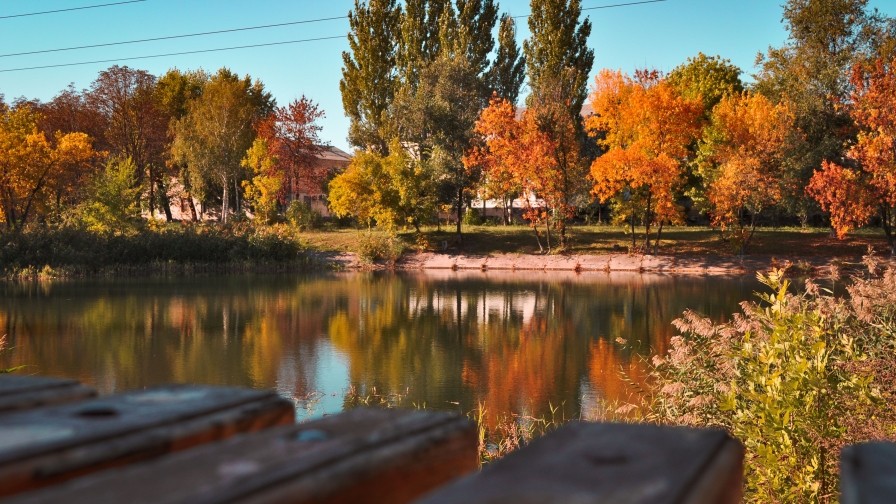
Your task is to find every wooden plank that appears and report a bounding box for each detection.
[0,384,294,497]
[414,422,743,504]
[840,442,896,504]
[4,408,477,504]
[0,375,96,414]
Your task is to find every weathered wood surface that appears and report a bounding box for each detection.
[840,442,896,504]
[0,384,294,497]
[414,422,743,504]
[4,408,477,504]
[0,376,95,415]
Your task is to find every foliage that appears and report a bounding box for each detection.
[0,335,25,374]
[328,141,438,232]
[487,14,527,106]
[642,267,896,503]
[809,57,896,255]
[666,53,744,114]
[255,98,327,199]
[523,0,594,117]
[0,105,98,229]
[588,70,703,253]
[697,93,795,254]
[172,69,272,223]
[355,232,406,264]
[467,95,587,253]
[79,157,142,234]
[462,207,483,226]
[241,139,282,224]
[285,200,322,231]
[341,0,402,153]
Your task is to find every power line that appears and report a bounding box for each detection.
[0,36,346,73]
[0,0,147,20]
[513,0,666,18]
[0,16,347,59]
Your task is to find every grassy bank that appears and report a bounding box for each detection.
[302,224,891,258]
[0,223,313,280]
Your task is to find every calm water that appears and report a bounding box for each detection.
[0,271,761,420]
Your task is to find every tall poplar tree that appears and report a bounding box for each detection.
[340,0,401,154]
[488,14,526,105]
[523,0,593,117]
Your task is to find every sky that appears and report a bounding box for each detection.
[1,0,894,152]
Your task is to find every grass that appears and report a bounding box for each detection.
[300,224,892,258]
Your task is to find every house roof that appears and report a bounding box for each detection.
[316,145,352,162]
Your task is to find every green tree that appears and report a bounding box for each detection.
[667,53,744,114]
[523,0,594,117]
[79,157,142,234]
[172,69,273,223]
[488,14,527,105]
[341,0,402,154]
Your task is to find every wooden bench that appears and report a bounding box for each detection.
[841,442,896,504]
[0,380,293,497]
[0,375,758,503]
[0,376,95,414]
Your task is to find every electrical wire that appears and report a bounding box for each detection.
[0,0,147,20]
[0,36,346,73]
[0,16,347,58]
[513,0,666,18]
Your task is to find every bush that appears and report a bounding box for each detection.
[356,233,405,264]
[78,157,142,234]
[639,267,896,503]
[463,208,483,226]
[286,201,322,231]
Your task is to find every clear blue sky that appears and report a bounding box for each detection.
[1,0,894,152]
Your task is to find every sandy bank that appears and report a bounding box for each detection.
[307,251,894,274]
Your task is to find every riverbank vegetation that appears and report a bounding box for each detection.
[2,0,895,265]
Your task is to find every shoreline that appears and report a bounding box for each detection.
[311,251,894,274]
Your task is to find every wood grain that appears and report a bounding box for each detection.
[4,408,477,504]
[0,384,294,497]
[0,375,95,414]
[413,421,743,504]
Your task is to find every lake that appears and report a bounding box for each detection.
[0,271,762,421]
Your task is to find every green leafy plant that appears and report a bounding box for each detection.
[285,201,322,231]
[640,267,896,503]
[356,233,405,264]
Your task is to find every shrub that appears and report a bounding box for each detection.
[640,267,896,503]
[286,201,322,231]
[78,157,142,234]
[463,208,483,226]
[356,233,405,264]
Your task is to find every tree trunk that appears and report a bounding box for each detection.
[455,187,463,245]
[148,165,156,219]
[654,221,664,255]
[630,198,636,250]
[188,197,198,222]
[221,180,229,224]
[544,217,552,254]
[158,180,173,222]
[644,193,652,254]
[532,224,544,254]
[883,205,895,256]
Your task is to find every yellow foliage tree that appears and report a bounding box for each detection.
[241,138,283,224]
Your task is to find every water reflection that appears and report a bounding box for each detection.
[0,271,759,420]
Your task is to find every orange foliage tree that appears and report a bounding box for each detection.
[697,93,794,254]
[809,58,896,255]
[0,105,97,229]
[466,95,585,253]
[587,69,703,253]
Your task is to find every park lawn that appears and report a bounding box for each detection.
[300,224,891,258]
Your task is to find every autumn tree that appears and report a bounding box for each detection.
[341,0,401,153]
[754,0,892,223]
[329,140,438,232]
[0,105,97,229]
[242,98,326,222]
[808,58,896,255]
[467,95,585,253]
[698,93,795,254]
[88,66,168,219]
[155,68,208,221]
[172,69,273,223]
[588,70,703,253]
